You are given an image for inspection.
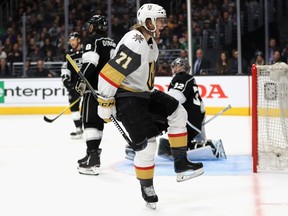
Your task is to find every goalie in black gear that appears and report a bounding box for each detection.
[75,15,116,175]
[125,57,227,161]
[61,32,83,139]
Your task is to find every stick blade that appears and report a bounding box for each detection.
[43,116,54,123]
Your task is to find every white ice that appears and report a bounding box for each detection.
[0,114,287,216]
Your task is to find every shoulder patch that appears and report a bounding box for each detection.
[132,33,144,43]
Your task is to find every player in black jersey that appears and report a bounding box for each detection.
[75,15,116,175]
[61,32,83,139]
[158,57,226,160]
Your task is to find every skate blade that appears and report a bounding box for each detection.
[146,202,157,210]
[125,155,135,161]
[70,135,83,140]
[176,168,204,182]
[125,152,135,161]
[157,154,174,161]
[77,166,99,175]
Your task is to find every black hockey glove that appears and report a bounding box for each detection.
[62,74,73,90]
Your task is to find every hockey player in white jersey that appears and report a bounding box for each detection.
[97,3,203,209]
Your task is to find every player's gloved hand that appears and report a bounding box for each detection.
[75,78,86,96]
[97,95,116,122]
[62,74,73,90]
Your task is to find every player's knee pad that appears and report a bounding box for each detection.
[167,104,187,134]
[84,128,103,141]
[134,137,157,167]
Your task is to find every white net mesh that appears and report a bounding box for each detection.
[256,63,288,173]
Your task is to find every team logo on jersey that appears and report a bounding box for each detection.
[132,34,144,43]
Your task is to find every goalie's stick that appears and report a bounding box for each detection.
[66,54,146,151]
[43,97,81,123]
[187,104,232,133]
[203,104,232,125]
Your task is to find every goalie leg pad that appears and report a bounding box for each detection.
[187,139,227,160]
[211,139,227,159]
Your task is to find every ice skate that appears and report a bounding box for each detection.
[70,129,83,139]
[174,157,204,182]
[125,145,135,161]
[77,149,101,175]
[141,185,158,210]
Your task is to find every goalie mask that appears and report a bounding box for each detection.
[88,15,108,33]
[137,3,167,33]
[171,57,191,74]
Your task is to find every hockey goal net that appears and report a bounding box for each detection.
[252,63,288,173]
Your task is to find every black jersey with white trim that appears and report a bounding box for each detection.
[61,45,83,84]
[168,72,204,114]
[67,46,83,83]
[81,34,116,90]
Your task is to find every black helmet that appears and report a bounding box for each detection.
[69,32,80,39]
[88,15,108,32]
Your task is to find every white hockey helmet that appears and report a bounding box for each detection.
[137,3,167,32]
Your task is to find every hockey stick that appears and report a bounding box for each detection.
[66,54,146,151]
[43,97,81,123]
[187,104,232,133]
[203,104,232,125]
[187,121,201,134]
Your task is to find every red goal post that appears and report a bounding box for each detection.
[252,63,288,173]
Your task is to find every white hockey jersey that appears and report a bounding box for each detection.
[98,29,159,97]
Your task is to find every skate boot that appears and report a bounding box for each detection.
[125,145,135,161]
[141,185,158,210]
[77,148,101,175]
[157,138,173,160]
[70,129,83,139]
[174,157,204,182]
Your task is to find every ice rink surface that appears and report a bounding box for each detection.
[0,114,287,216]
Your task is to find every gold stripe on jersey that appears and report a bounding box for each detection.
[119,84,143,92]
[134,165,155,179]
[147,61,155,90]
[168,132,187,148]
[100,64,126,88]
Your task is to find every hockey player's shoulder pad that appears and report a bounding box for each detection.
[121,30,148,56]
[105,30,147,76]
[83,35,97,53]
